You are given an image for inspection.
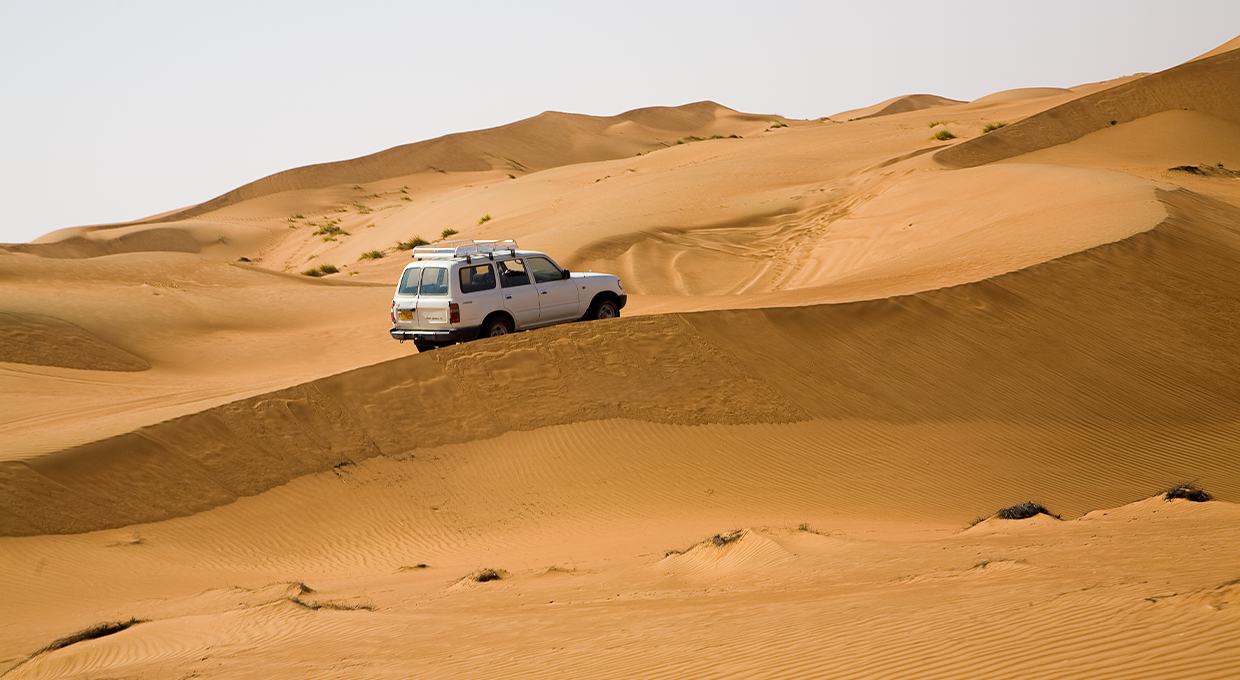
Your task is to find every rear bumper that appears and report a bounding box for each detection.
[389,326,480,343]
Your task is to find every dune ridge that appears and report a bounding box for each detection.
[132,101,774,225]
[936,45,1240,168]
[3,186,1235,536]
[2,227,202,259]
[834,94,966,121]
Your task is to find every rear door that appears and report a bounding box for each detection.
[414,266,452,327]
[456,262,497,326]
[393,265,422,327]
[497,258,539,328]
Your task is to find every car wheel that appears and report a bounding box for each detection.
[481,315,514,338]
[591,298,620,320]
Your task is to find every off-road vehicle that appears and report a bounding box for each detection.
[389,239,626,351]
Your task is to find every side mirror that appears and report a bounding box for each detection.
[562,268,571,278]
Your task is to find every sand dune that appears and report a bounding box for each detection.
[574,162,1163,299]
[937,42,1240,168]
[832,93,966,120]
[3,33,1240,680]
[4,183,1236,536]
[1189,34,1240,62]
[139,101,778,223]
[2,463,1237,678]
[0,252,409,456]
[0,312,149,371]
[970,87,1072,103]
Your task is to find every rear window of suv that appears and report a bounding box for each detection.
[398,266,450,296]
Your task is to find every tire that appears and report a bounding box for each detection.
[589,297,620,321]
[480,314,514,338]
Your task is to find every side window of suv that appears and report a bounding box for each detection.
[459,264,496,294]
[527,256,566,283]
[498,259,531,288]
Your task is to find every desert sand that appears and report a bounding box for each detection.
[1,36,1238,680]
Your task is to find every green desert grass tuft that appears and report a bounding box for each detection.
[359,250,385,261]
[933,129,956,141]
[301,263,339,277]
[441,228,460,240]
[982,122,1008,133]
[396,236,430,250]
[312,221,350,241]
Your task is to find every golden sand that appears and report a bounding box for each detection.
[2,36,1238,680]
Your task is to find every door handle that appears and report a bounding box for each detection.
[505,295,512,299]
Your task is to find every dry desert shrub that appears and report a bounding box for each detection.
[1163,483,1212,502]
[38,619,145,655]
[665,529,746,556]
[289,596,376,611]
[995,502,1061,521]
[473,568,502,583]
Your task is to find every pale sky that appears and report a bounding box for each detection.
[1,0,1237,244]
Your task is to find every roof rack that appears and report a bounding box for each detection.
[411,239,519,260]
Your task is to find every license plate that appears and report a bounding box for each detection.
[397,311,413,321]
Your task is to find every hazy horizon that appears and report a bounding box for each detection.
[2,0,1237,244]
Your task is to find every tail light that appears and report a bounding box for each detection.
[449,303,460,323]
[390,301,395,324]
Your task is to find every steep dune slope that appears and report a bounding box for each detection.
[3,186,1235,536]
[935,44,1240,168]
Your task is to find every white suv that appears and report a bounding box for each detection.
[389,239,627,351]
